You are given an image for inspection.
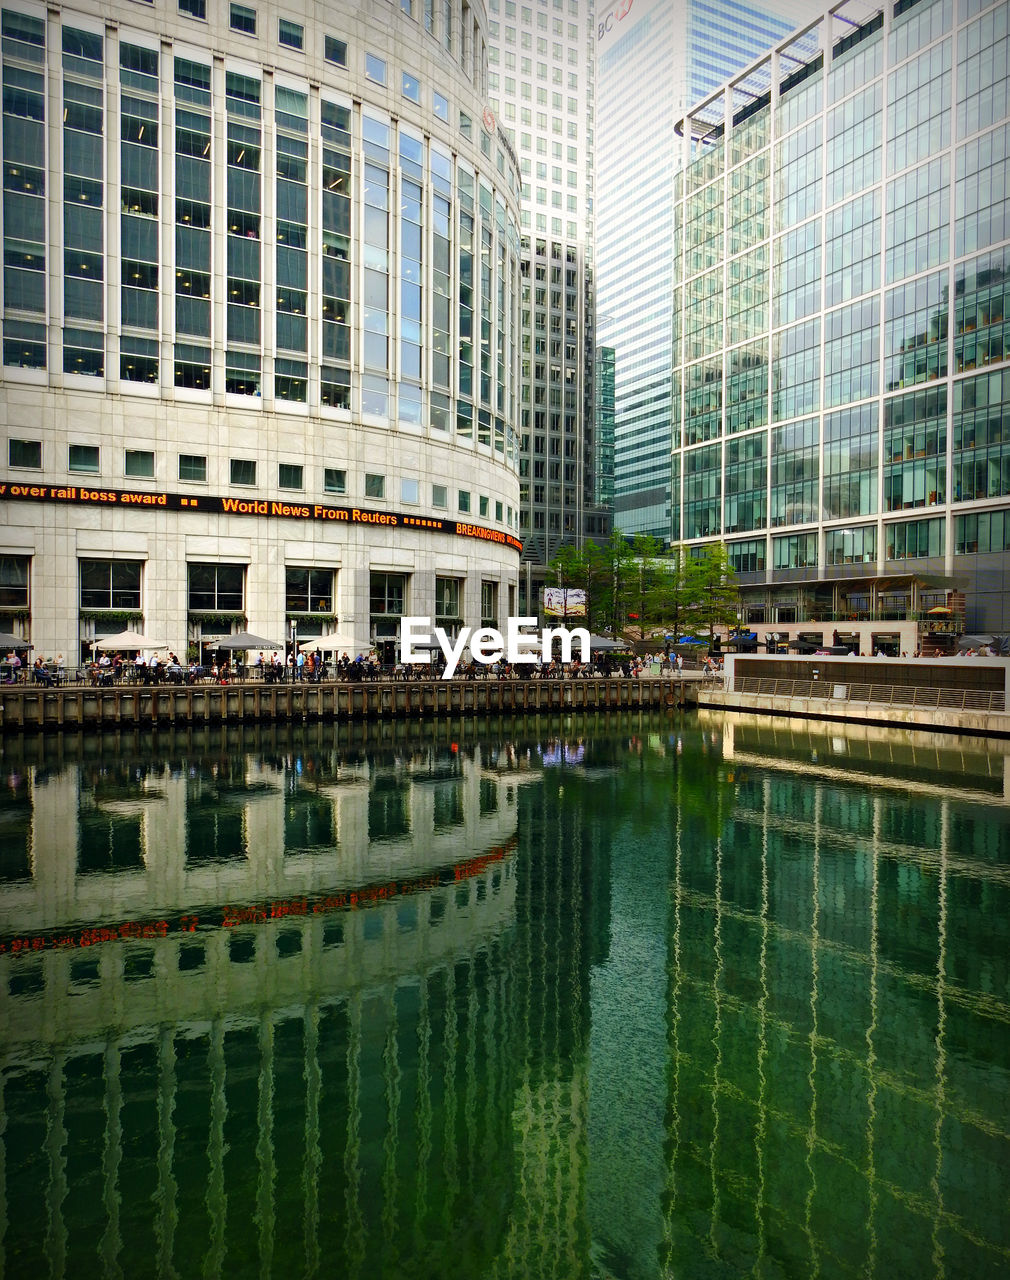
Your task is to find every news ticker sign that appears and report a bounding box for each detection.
[0,480,523,553]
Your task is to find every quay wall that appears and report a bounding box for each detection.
[696,687,1010,739]
[0,677,677,733]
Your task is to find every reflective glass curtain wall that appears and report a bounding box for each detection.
[671,0,1010,630]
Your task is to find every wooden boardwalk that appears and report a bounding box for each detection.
[0,676,692,732]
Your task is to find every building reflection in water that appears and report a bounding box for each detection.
[648,717,1010,1280]
[0,716,1008,1278]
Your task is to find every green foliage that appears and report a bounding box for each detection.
[546,537,741,644]
[80,609,143,626]
[681,543,740,641]
[188,611,246,630]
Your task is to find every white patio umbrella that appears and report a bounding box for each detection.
[0,630,32,650]
[94,629,165,650]
[211,629,287,651]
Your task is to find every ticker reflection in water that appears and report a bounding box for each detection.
[0,715,1009,1279]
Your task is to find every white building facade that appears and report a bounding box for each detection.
[485,0,610,597]
[0,0,523,662]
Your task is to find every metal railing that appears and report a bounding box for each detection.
[735,676,1005,713]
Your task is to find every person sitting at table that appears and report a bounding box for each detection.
[135,652,147,683]
[32,657,53,686]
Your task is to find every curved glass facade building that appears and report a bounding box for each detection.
[0,0,523,660]
[672,0,1010,636]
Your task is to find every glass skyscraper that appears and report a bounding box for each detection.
[597,0,809,542]
[671,0,1010,634]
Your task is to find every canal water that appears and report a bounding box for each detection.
[0,713,1008,1279]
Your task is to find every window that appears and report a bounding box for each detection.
[479,495,489,517]
[886,516,944,560]
[3,321,46,370]
[727,538,766,574]
[63,330,104,378]
[69,444,100,473]
[324,36,347,66]
[278,19,303,49]
[365,53,387,84]
[481,580,498,626]
[175,345,211,390]
[179,454,207,482]
[825,525,877,565]
[324,468,346,494]
[8,440,41,469]
[435,576,461,620]
[401,477,419,503]
[321,367,350,409]
[370,571,405,615]
[772,532,818,571]
[0,556,30,609]
[275,359,307,403]
[433,91,448,121]
[188,562,245,612]
[179,0,206,17]
[432,483,447,508]
[230,458,256,485]
[286,567,333,613]
[402,72,420,103]
[125,449,155,479]
[80,559,142,610]
[365,473,385,499]
[276,463,302,490]
[225,352,260,397]
[230,4,256,34]
[458,489,471,513]
[121,338,159,385]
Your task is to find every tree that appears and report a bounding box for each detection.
[681,543,740,645]
[652,544,692,642]
[546,542,610,629]
[624,534,667,641]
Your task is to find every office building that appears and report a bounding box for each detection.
[596,0,811,541]
[484,0,610,607]
[0,0,523,661]
[594,343,615,510]
[670,0,1010,638]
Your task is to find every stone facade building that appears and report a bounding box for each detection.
[0,0,523,661]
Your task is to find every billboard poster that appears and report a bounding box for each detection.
[543,587,587,617]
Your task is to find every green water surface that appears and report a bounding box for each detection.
[0,713,1008,1279]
